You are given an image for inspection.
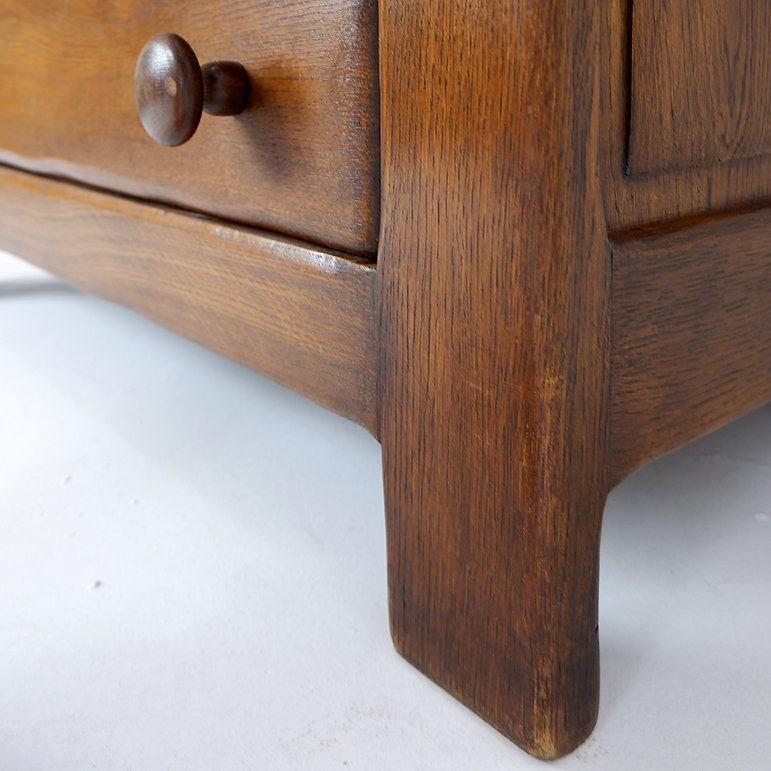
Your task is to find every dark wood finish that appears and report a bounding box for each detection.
[601,0,771,233]
[378,0,610,759]
[0,165,378,434]
[135,34,205,147]
[628,0,771,176]
[610,209,771,485]
[202,61,251,117]
[0,0,380,255]
[134,34,250,147]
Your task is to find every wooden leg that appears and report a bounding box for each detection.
[381,412,606,759]
[377,0,609,758]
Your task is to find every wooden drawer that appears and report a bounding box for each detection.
[628,0,771,176]
[0,0,380,255]
[602,0,771,232]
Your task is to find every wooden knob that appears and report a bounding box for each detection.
[135,33,250,147]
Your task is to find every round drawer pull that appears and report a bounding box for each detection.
[134,33,250,147]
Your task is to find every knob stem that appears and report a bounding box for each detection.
[203,62,250,116]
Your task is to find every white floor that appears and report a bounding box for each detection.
[1,248,769,771]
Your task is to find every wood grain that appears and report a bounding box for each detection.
[628,0,771,175]
[610,209,771,485]
[2,0,770,758]
[0,0,380,256]
[378,0,610,759]
[601,0,771,233]
[0,165,378,433]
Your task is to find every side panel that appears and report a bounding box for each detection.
[610,210,771,484]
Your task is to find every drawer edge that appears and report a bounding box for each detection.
[0,165,378,435]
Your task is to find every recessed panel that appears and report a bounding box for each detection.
[628,0,771,176]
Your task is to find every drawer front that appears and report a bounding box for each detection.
[602,0,771,233]
[0,0,380,255]
[628,0,771,176]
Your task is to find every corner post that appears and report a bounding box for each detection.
[377,0,610,758]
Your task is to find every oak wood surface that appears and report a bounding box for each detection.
[2,0,770,760]
[0,165,378,433]
[601,0,771,233]
[628,0,771,176]
[610,209,771,485]
[0,0,380,256]
[378,0,610,759]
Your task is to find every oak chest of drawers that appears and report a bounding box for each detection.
[1,0,769,759]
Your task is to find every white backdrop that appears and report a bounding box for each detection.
[1,249,770,770]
